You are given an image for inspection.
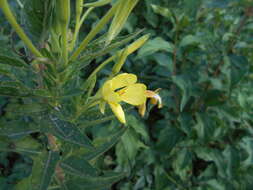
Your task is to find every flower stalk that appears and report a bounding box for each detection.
[0,0,43,57]
[57,0,70,65]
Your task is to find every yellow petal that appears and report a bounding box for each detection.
[146,90,157,98]
[138,101,146,117]
[99,100,106,114]
[111,73,137,90]
[102,80,121,103]
[120,83,147,105]
[109,102,126,124]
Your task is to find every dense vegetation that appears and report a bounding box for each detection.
[0,0,253,189]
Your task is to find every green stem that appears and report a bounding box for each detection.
[69,0,83,51]
[73,99,100,121]
[88,55,115,80]
[70,0,121,61]
[0,0,43,57]
[61,28,68,65]
[58,0,70,65]
[70,7,94,51]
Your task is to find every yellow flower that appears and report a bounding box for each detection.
[101,73,147,124]
[138,89,162,117]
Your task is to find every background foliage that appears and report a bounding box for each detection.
[1,0,253,189]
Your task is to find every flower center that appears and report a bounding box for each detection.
[114,86,127,96]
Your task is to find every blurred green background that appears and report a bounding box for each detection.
[1,0,253,189]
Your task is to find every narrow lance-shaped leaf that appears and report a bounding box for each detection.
[112,34,149,74]
[14,151,60,190]
[66,172,126,190]
[0,54,28,68]
[78,29,144,63]
[39,151,60,190]
[84,127,126,161]
[106,0,139,45]
[0,86,28,97]
[60,156,98,178]
[49,115,94,149]
[70,0,122,61]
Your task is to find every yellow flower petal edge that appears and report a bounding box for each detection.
[138,89,162,117]
[111,73,137,90]
[101,73,146,124]
[120,83,147,105]
[102,80,121,103]
[101,73,161,123]
[109,102,126,124]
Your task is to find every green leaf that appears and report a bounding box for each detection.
[60,156,98,178]
[39,151,60,190]
[15,151,60,190]
[32,89,53,98]
[195,147,227,178]
[239,137,253,167]
[106,0,139,45]
[0,120,40,138]
[0,136,42,156]
[22,0,55,43]
[137,37,174,58]
[172,75,192,111]
[229,55,249,87]
[0,68,16,79]
[70,0,122,61]
[49,115,93,149]
[127,115,149,142]
[172,148,192,180]
[222,146,240,179]
[79,30,144,63]
[205,179,227,190]
[62,88,84,98]
[204,90,227,106]
[84,127,126,161]
[117,128,146,162]
[66,172,125,190]
[5,103,47,114]
[0,86,28,97]
[0,55,28,68]
[195,113,215,141]
[151,4,173,20]
[156,123,185,154]
[179,35,202,47]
